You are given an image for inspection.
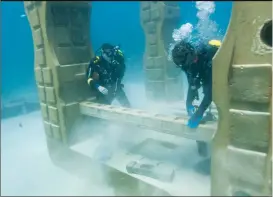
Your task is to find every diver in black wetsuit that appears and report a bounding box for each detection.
[86,43,131,107]
[171,39,221,128]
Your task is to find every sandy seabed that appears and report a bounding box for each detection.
[1,82,210,196]
[1,111,116,196]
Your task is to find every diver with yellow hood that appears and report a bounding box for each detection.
[171,39,221,129]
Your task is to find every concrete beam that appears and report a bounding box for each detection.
[79,101,217,142]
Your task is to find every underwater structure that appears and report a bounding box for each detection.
[24,1,272,196]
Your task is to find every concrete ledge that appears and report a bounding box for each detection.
[79,101,217,142]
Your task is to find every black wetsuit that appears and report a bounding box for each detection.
[184,43,219,119]
[86,52,131,107]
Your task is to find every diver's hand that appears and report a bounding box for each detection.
[97,86,108,95]
[187,113,203,129]
[187,105,198,117]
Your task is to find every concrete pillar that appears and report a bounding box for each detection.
[211,2,272,196]
[24,1,93,146]
[140,2,183,102]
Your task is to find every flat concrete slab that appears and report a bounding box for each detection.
[71,124,211,196]
[80,102,218,142]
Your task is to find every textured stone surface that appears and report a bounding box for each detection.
[212,2,272,196]
[140,2,181,101]
[229,109,270,152]
[227,146,266,186]
[229,64,272,103]
[24,1,92,145]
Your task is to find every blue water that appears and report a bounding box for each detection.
[1,1,232,100]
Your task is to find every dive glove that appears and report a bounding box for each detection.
[95,84,108,95]
[187,113,203,129]
[187,105,198,117]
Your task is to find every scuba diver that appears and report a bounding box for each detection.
[171,39,221,129]
[86,43,131,107]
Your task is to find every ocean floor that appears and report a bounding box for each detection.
[1,82,212,196]
[1,111,116,196]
